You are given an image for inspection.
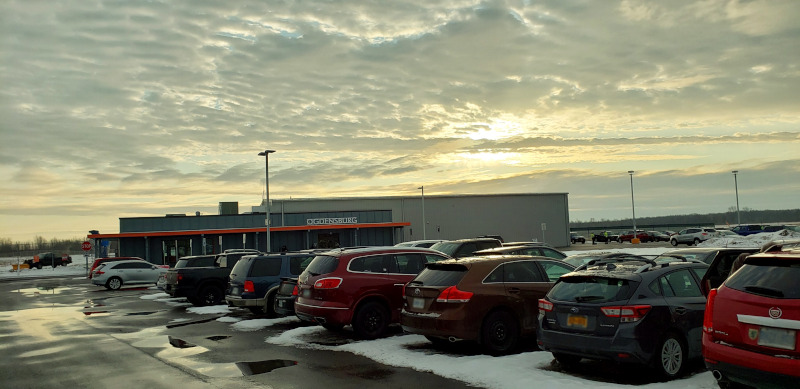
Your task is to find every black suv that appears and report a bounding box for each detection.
[430,238,502,258]
[226,251,317,316]
[538,257,709,379]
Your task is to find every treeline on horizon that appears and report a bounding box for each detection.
[0,236,84,257]
[570,208,800,230]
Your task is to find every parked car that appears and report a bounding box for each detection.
[730,225,763,236]
[646,231,671,242]
[295,246,451,339]
[670,227,717,246]
[617,230,652,243]
[570,232,586,244]
[226,251,316,315]
[538,257,710,379]
[473,245,567,260]
[165,251,260,306]
[702,249,800,388]
[562,252,645,268]
[592,231,619,243]
[761,225,787,233]
[430,238,502,259]
[274,277,300,317]
[394,240,444,248]
[88,256,146,279]
[91,259,169,290]
[400,255,575,355]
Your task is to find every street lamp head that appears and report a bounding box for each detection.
[628,170,635,175]
[258,150,276,156]
[418,186,423,190]
[732,170,738,174]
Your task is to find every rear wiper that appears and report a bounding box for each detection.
[574,295,604,302]
[744,286,784,298]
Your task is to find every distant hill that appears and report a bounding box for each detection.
[570,208,800,230]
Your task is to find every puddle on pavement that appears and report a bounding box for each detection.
[206,335,230,341]
[236,359,297,375]
[168,336,196,348]
[14,286,75,297]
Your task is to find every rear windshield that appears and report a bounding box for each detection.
[175,256,216,268]
[725,259,800,299]
[548,276,636,303]
[430,242,458,256]
[229,257,253,282]
[304,255,339,276]
[410,264,468,287]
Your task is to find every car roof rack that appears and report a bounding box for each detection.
[575,256,657,271]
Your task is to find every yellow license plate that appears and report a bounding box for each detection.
[567,314,588,329]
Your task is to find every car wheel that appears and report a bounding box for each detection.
[106,277,122,290]
[655,333,687,378]
[693,238,701,246]
[481,310,519,355]
[37,263,43,270]
[198,285,223,306]
[670,239,678,246]
[553,352,581,367]
[264,292,277,318]
[353,301,389,339]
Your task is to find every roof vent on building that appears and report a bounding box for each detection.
[219,202,239,215]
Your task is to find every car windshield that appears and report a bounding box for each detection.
[429,242,459,256]
[724,258,800,299]
[548,276,636,303]
[303,255,339,276]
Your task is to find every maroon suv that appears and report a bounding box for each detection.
[295,247,451,339]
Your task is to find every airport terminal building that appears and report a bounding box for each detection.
[88,193,570,265]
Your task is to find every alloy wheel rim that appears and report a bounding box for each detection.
[661,338,682,375]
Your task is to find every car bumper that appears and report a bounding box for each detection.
[703,335,800,387]
[400,309,478,341]
[538,328,650,364]
[294,299,351,326]
[274,295,296,316]
[225,295,261,308]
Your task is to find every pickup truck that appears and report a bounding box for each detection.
[164,250,260,306]
[24,252,72,269]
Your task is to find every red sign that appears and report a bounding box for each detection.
[81,241,92,251]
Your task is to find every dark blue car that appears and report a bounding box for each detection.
[225,251,318,316]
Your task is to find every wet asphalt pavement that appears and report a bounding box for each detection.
[0,276,478,389]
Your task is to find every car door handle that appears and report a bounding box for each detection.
[508,287,521,294]
[674,307,687,315]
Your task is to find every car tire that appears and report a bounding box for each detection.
[197,285,223,306]
[106,277,123,290]
[654,333,687,378]
[670,239,678,246]
[693,238,701,246]
[353,301,389,339]
[264,292,277,318]
[481,310,519,355]
[553,352,581,367]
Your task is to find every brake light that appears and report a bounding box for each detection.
[538,299,554,314]
[402,282,408,298]
[314,278,342,289]
[244,280,255,293]
[703,289,717,335]
[601,305,651,322]
[291,284,299,296]
[177,274,183,283]
[95,271,105,276]
[436,286,473,303]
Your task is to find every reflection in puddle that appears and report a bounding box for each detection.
[18,345,71,358]
[168,336,195,348]
[14,286,75,297]
[206,335,230,341]
[236,359,297,375]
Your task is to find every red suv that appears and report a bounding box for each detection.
[295,247,451,339]
[702,249,800,388]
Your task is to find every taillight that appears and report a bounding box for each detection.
[244,280,255,293]
[402,282,408,298]
[314,277,342,289]
[435,285,473,303]
[95,271,105,275]
[601,305,651,322]
[177,274,183,283]
[538,299,554,314]
[703,289,717,335]
[291,284,299,296]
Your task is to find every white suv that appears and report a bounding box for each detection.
[670,227,716,246]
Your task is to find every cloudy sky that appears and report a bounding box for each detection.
[1,0,799,241]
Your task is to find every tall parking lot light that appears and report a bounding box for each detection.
[628,171,637,233]
[418,186,426,239]
[259,150,276,252]
[732,170,740,225]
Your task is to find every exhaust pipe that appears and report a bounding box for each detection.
[315,317,327,324]
[448,336,460,343]
[712,370,723,381]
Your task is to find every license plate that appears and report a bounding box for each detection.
[277,300,285,308]
[567,314,588,329]
[758,327,796,350]
[301,289,311,298]
[412,298,424,309]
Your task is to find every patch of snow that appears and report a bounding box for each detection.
[229,317,299,331]
[699,230,800,248]
[186,305,233,315]
[216,316,241,323]
[140,292,170,300]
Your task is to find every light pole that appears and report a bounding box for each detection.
[732,170,740,225]
[628,171,637,234]
[258,150,276,252]
[418,186,426,239]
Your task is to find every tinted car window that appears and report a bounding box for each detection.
[430,242,459,256]
[395,254,425,274]
[549,276,636,303]
[129,262,154,269]
[662,269,703,298]
[424,254,447,263]
[112,262,134,269]
[540,248,566,259]
[304,255,339,276]
[290,255,315,275]
[539,261,573,281]
[413,264,468,286]
[349,255,390,273]
[503,261,544,282]
[251,257,282,276]
[724,259,800,299]
[454,243,478,257]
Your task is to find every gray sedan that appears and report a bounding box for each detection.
[91,259,168,290]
